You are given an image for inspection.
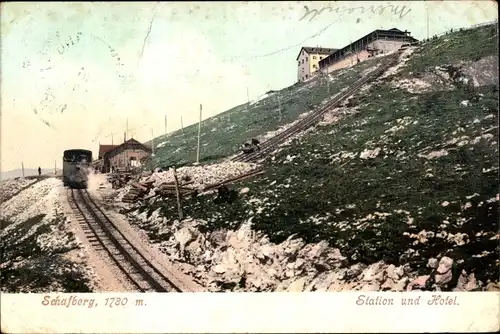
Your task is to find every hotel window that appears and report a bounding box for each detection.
[302,59,304,64]
[306,56,308,61]
[313,64,317,68]
[305,74,308,79]
[298,61,300,66]
[313,56,316,59]
[320,56,323,59]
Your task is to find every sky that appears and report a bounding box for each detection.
[0,1,498,171]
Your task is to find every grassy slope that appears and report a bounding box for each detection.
[149,56,391,167]
[0,214,93,292]
[402,23,498,75]
[139,23,499,283]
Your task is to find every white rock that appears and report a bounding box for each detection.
[307,241,329,258]
[436,256,453,274]
[464,273,478,291]
[361,261,385,281]
[304,278,318,292]
[455,270,478,291]
[328,248,347,262]
[348,263,366,277]
[427,258,438,269]
[258,244,275,259]
[287,277,307,292]
[359,147,381,159]
[174,227,195,253]
[394,265,405,277]
[435,270,452,285]
[239,187,250,194]
[385,264,399,280]
[392,277,409,291]
[360,281,381,291]
[294,258,306,269]
[407,275,430,291]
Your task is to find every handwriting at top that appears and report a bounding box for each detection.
[299,4,412,22]
[57,32,83,55]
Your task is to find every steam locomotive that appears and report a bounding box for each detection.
[62,149,92,189]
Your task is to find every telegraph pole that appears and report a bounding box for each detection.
[196,104,202,164]
[326,69,330,95]
[111,133,114,145]
[172,167,183,220]
[246,87,250,112]
[164,115,167,135]
[54,160,57,175]
[426,6,429,40]
[21,162,25,177]
[151,128,155,155]
[181,116,184,134]
[124,131,128,170]
[126,118,129,141]
[349,41,353,65]
[278,93,282,121]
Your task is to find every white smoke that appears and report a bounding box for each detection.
[86,171,109,192]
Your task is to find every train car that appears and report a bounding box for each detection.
[63,149,92,188]
[241,138,261,154]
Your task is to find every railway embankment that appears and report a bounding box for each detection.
[0,178,98,292]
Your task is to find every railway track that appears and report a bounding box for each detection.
[231,52,401,163]
[200,168,265,193]
[68,188,184,292]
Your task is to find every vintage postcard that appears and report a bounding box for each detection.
[0,1,498,333]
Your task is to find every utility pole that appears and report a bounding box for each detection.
[151,129,155,155]
[181,116,184,134]
[126,118,128,141]
[164,115,167,135]
[54,160,57,175]
[325,69,330,95]
[426,6,429,40]
[172,167,183,220]
[196,104,202,164]
[246,87,250,112]
[124,131,128,170]
[349,41,353,65]
[278,93,282,121]
[21,162,25,177]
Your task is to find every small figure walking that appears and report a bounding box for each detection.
[38,166,41,176]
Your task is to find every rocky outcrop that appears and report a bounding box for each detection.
[127,212,490,292]
[391,56,499,94]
